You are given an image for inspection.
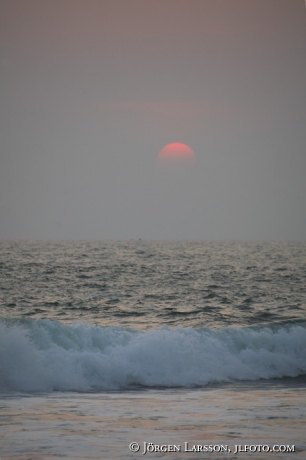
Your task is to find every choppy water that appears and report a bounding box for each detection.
[1,240,306,328]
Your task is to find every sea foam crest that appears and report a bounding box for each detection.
[0,319,306,393]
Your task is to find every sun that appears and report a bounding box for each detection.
[158,142,196,164]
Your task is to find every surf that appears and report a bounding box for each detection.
[1,318,305,393]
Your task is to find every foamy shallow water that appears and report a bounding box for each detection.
[1,380,306,459]
[1,320,306,393]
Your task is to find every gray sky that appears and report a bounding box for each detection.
[1,0,305,240]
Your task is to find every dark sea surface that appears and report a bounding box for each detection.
[2,240,306,327]
[0,240,306,458]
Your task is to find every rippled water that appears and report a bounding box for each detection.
[1,240,305,329]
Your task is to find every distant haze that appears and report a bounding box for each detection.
[1,0,305,240]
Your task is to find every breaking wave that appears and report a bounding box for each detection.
[1,318,306,393]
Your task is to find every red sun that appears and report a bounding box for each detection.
[158,142,196,163]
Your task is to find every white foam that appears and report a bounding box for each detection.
[1,319,305,393]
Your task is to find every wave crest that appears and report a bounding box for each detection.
[1,319,306,393]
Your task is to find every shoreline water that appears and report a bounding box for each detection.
[1,240,305,458]
[1,378,305,459]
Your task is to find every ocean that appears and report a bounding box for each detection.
[0,240,305,459]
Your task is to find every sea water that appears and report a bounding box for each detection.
[0,240,305,459]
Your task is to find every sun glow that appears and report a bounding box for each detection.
[158,143,196,164]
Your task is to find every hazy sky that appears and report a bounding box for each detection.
[1,0,305,240]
